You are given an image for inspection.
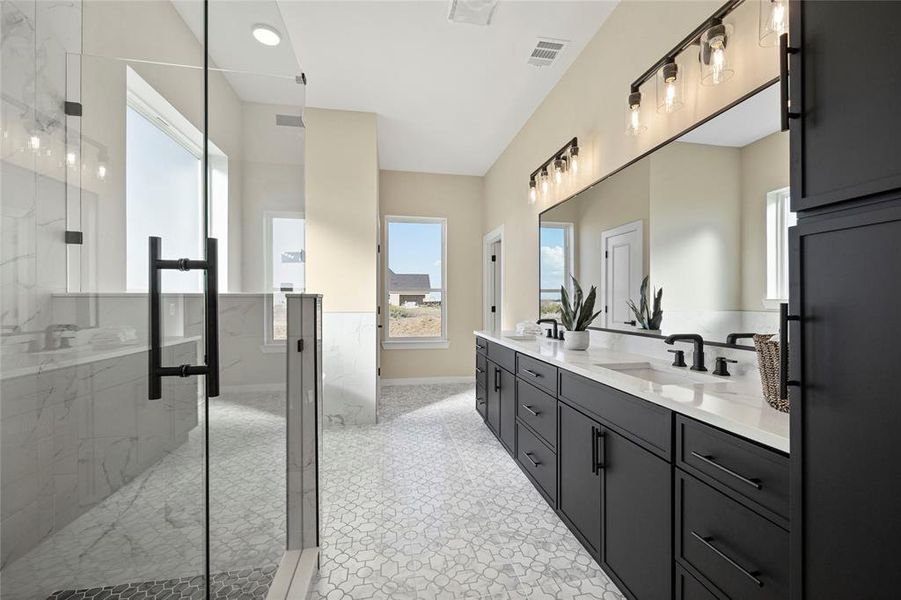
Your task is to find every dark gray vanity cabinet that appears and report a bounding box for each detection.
[498,366,516,453]
[557,402,602,558]
[789,1,901,212]
[484,341,516,455]
[485,360,500,435]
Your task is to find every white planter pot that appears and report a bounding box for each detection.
[563,330,590,351]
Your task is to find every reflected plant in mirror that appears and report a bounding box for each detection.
[539,82,791,348]
[627,276,663,331]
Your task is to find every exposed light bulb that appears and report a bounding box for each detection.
[770,2,786,35]
[96,164,107,180]
[28,134,41,151]
[664,81,676,112]
[66,151,76,166]
[553,158,566,185]
[540,170,549,195]
[528,180,537,204]
[711,46,727,84]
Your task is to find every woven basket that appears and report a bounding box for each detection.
[753,334,789,413]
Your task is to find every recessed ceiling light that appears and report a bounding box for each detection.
[252,24,281,47]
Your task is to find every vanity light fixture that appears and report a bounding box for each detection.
[625,89,647,136]
[656,58,684,114]
[700,18,734,86]
[526,137,578,204]
[252,24,281,47]
[759,0,787,47]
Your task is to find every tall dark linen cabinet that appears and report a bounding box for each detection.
[789,2,901,598]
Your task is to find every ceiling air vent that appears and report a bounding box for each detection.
[528,38,568,68]
[276,114,304,128]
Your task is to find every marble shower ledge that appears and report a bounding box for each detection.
[1,336,202,380]
[475,330,790,453]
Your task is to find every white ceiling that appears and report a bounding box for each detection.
[678,83,781,148]
[277,1,618,175]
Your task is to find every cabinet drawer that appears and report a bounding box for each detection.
[488,341,516,373]
[475,385,487,419]
[676,472,788,600]
[677,416,789,520]
[516,379,556,448]
[476,336,488,355]
[517,422,556,503]
[476,353,487,390]
[516,354,557,396]
[559,371,672,459]
[676,565,720,600]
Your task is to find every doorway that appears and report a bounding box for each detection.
[600,220,644,328]
[483,226,504,331]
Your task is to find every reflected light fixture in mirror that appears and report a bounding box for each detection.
[625,90,647,136]
[656,58,683,114]
[252,24,282,47]
[759,0,787,47]
[28,133,41,151]
[700,19,734,86]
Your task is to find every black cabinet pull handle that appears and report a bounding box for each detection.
[590,426,598,475]
[148,236,219,400]
[779,302,800,400]
[690,452,761,490]
[779,32,800,131]
[595,428,606,472]
[494,368,501,392]
[521,404,539,417]
[690,531,763,588]
[522,368,542,378]
[524,452,540,468]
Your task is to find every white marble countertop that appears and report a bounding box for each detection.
[1,336,202,381]
[475,330,790,453]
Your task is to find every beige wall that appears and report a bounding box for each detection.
[378,170,483,379]
[304,108,379,312]
[482,0,779,328]
[740,130,789,310]
[649,142,742,311]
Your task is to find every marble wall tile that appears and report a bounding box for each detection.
[321,311,377,427]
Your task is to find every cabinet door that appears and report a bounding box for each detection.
[790,1,901,211]
[601,428,672,600]
[486,362,500,434]
[499,367,516,453]
[557,402,602,558]
[792,202,901,599]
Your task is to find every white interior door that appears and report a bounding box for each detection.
[489,240,502,330]
[601,221,643,328]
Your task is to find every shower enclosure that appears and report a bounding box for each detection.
[1,1,306,597]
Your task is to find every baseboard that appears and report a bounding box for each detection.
[220,382,285,394]
[380,376,475,386]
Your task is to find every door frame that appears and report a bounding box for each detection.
[600,220,643,328]
[483,225,504,331]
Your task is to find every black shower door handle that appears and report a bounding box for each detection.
[148,236,220,399]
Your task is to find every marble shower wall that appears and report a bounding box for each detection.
[321,312,377,427]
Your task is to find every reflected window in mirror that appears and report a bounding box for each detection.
[539,222,574,319]
[765,187,796,307]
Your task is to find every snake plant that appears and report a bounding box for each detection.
[627,276,663,330]
[560,276,603,331]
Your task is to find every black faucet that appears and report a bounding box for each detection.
[664,333,706,371]
[726,332,757,346]
[536,318,560,339]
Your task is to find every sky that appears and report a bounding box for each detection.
[540,226,565,291]
[388,221,443,288]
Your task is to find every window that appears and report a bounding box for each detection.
[384,216,447,347]
[265,212,305,344]
[125,68,228,293]
[765,187,796,304]
[539,222,573,318]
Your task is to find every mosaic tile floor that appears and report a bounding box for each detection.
[1,391,285,600]
[309,383,625,600]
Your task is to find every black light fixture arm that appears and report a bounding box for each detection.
[629,0,746,93]
[530,136,579,182]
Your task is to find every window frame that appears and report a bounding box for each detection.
[263,210,305,347]
[539,221,574,302]
[382,215,448,349]
[765,186,795,307]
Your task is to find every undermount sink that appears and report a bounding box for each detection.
[597,362,702,386]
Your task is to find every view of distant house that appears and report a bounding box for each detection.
[388,269,431,306]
